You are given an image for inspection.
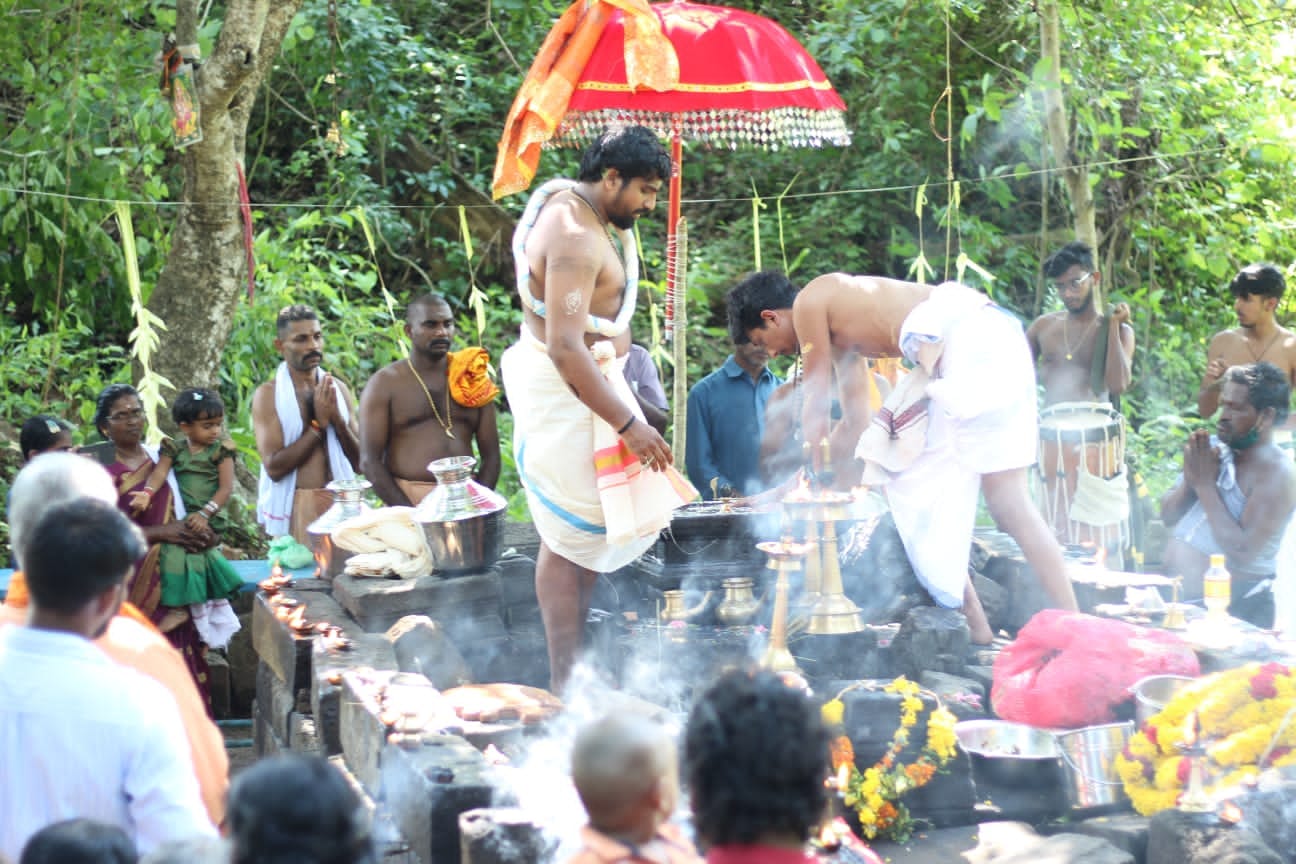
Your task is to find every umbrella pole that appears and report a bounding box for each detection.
[666,127,687,467]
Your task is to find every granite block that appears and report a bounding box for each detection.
[381,736,500,864]
[312,633,398,757]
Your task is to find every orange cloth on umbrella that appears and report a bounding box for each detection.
[448,347,501,408]
[492,0,679,200]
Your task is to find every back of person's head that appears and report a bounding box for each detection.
[684,668,830,848]
[276,304,319,334]
[172,387,225,425]
[139,836,229,864]
[1225,361,1291,424]
[1042,241,1095,279]
[726,271,799,344]
[19,415,74,462]
[23,498,145,614]
[571,713,677,833]
[1228,263,1286,301]
[8,452,119,569]
[227,754,374,864]
[19,818,137,864]
[578,125,671,184]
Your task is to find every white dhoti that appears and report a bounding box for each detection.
[858,283,1037,607]
[501,328,697,573]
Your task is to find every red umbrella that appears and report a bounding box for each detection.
[552,0,850,317]
[494,0,849,454]
[557,1,849,148]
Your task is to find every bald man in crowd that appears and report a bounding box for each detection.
[566,713,701,864]
[0,497,214,857]
[3,454,227,829]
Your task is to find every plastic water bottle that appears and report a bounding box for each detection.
[1203,554,1232,619]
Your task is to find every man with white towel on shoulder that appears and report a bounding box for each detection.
[253,304,361,545]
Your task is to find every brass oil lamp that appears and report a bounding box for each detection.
[757,539,811,674]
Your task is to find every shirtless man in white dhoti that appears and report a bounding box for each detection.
[728,271,1079,643]
[253,305,361,544]
[501,127,694,691]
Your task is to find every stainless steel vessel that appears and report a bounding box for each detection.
[413,456,507,574]
[307,478,373,580]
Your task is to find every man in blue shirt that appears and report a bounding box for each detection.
[685,340,781,499]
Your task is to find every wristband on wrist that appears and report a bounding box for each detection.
[615,416,636,435]
[141,486,155,499]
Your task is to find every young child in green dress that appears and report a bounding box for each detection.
[130,387,244,642]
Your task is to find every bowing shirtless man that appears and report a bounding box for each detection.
[728,271,1078,644]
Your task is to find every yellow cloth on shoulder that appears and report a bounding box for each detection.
[449,347,501,408]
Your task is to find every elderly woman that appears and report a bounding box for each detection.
[93,384,220,710]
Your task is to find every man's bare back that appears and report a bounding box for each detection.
[794,274,930,358]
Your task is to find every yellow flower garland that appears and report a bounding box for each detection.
[822,677,958,843]
[1116,663,1296,815]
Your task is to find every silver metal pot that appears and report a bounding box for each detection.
[955,719,1064,788]
[307,478,373,580]
[419,510,503,574]
[1131,675,1195,727]
[1055,721,1134,811]
[413,456,507,574]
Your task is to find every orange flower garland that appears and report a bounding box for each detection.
[821,677,958,843]
[1115,663,1296,815]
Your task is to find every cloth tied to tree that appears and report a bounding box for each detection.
[447,347,500,408]
[491,0,679,200]
[991,609,1200,729]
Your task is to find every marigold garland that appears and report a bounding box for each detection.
[1115,663,1296,815]
[821,677,959,843]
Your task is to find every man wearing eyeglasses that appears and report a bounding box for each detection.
[1026,242,1135,406]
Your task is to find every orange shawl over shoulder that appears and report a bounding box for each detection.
[448,347,501,408]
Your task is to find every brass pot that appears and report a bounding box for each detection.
[715,577,764,626]
[660,589,712,623]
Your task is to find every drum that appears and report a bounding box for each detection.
[1037,402,1128,551]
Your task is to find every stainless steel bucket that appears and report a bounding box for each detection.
[1055,721,1133,810]
[1131,675,1195,726]
[413,456,507,575]
[420,510,502,575]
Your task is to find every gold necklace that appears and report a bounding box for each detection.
[406,356,455,439]
[1062,315,1098,361]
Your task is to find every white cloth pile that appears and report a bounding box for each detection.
[332,507,432,579]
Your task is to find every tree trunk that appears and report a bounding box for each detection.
[1039,2,1097,257]
[146,0,305,395]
